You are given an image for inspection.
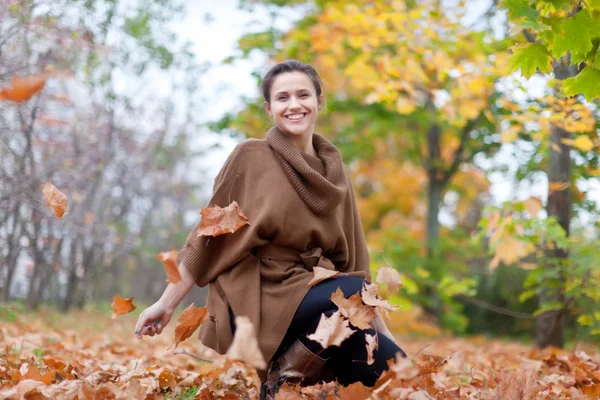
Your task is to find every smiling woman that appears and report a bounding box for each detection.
[134,59,406,400]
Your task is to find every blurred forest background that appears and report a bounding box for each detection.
[1,0,599,351]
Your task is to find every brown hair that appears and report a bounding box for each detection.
[261,59,324,103]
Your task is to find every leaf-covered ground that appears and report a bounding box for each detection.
[1,305,600,399]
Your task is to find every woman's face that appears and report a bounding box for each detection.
[264,71,323,141]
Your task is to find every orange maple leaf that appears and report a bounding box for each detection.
[376,266,403,294]
[156,249,181,284]
[225,316,267,369]
[336,382,373,399]
[157,369,177,389]
[111,295,137,319]
[18,363,56,385]
[196,201,250,237]
[330,288,376,330]
[308,267,340,286]
[170,303,208,350]
[306,310,355,349]
[40,181,68,218]
[0,74,48,102]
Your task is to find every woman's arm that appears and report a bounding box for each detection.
[134,261,196,338]
[157,261,196,311]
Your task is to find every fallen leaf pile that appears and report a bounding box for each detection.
[16,196,600,398]
[2,308,600,399]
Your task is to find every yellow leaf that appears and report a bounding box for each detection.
[578,315,594,326]
[501,129,519,143]
[572,136,594,152]
[395,96,416,114]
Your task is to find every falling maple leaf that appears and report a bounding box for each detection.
[170,303,208,350]
[330,288,376,330]
[376,266,403,294]
[225,316,267,370]
[308,267,340,286]
[111,295,137,319]
[40,181,68,218]
[307,310,355,349]
[196,201,250,237]
[365,333,378,366]
[0,74,48,102]
[156,249,181,284]
[361,282,398,313]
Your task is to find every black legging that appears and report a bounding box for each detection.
[272,276,407,387]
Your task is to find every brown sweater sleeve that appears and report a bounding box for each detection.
[178,142,271,287]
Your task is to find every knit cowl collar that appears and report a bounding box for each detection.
[266,125,348,216]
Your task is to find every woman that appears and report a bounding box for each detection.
[134,60,406,398]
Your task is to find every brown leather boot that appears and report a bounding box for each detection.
[260,339,329,399]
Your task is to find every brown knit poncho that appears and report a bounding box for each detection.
[178,125,371,376]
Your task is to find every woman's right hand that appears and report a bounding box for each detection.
[134,300,174,339]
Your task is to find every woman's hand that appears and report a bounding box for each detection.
[134,300,174,339]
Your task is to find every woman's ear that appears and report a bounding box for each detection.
[263,101,272,117]
[318,94,325,111]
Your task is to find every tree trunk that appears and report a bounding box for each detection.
[534,52,577,348]
[2,207,22,302]
[29,238,63,310]
[424,120,447,319]
[535,124,571,348]
[62,238,79,313]
[426,177,444,258]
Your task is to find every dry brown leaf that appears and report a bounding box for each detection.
[157,369,177,389]
[417,353,448,375]
[111,295,137,319]
[156,249,181,284]
[225,316,267,370]
[0,74,48,102]
[337,381,373,399]
[306,310,355,349]
[170,303,208,350]
[376,266,403,294]
[308,267,339,286]
[361,282,398,313]
[330,288,376,330]
[19,363,56,385]
[365,333,378,366]
[196,201,249,237]
[40,181,68,219]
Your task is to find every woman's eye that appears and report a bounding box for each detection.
[301,94,309,97]
[278,97,286,101]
